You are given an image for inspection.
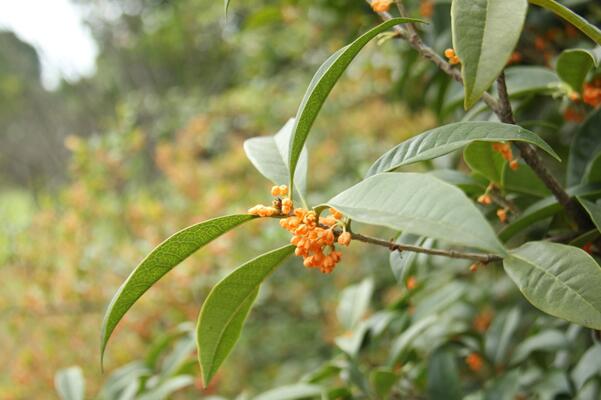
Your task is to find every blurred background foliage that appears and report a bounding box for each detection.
[2,0,601,398]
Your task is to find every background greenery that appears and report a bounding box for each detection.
[2,0,601,399]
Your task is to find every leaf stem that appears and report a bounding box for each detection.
[350,231,503,263]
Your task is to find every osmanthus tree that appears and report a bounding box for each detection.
[100,0,601,398]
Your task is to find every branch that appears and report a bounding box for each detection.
[350,231,503,263]
[367,1,590,230]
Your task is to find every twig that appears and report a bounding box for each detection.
[367,1,589,230]
[350,231,503,263]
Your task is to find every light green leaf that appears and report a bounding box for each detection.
[451,0,528,109]
[244,118,308,199]
[55,367,85,400]
[464,141,506,185]
[484,308,521,366]
[499,183,601,241]
[427,347,462,400]
[572,345,601,390]
[556,49,598,93]
[504,241,601,329]
[337,278,374,331]
[529,0,601,44]
[578,197,601,233]
[328,173,506,254]
[137,376,195,400]
[254,384,324,400]
[388,315,438,365]
[366,121,559,176]
[224,0,230,18]
[100,214,255,365]
[509,330,568,365]
[288,17,423,190]
[568,108,601,186]
[389,234,426,285]
[196,245,294,387]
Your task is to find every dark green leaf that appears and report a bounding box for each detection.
[556,49,598,92]
[529,0,601,44]
[504,241,601,329]
[451,0,528,108]
[503,162,551,197]
[328,173,506,254]
[584,152,601,184]
[569,108,601,186]
[578,197,601,232]
[288,17,422,190]
[484,308,521,366]
[196,245,294,386]
[370,368,398,398]
[427,347,462,400]
[100,214,255,365]
[464,141,506,185]
[367,121,559,177]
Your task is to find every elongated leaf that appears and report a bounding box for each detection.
[254,384,325,400]
[484,308,521,366]
[568,109,601,186]
[556,49,598,93]
[504,241,601,329]
[197,245,294,386]
[244,118,308,199]
[451,0,528,109]
[370,368,398,398]
[366,122,559,176]
[427,347,462,400]
[464,141,506,185]
[584,152,601,184]
[337,278,374,330]
[100,214,255,364]
[578,198,601,232]
[328,173,506,254]
[55,367,85,400]
[390,234,426,285]
[572,345,601,390]
[503,162,551,197]
[499,183,601,241]
[388,315,438,365]
[509,330,568,365]
[529,0,601,44]
[288,17,422,190]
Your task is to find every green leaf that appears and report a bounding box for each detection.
[451,0,528,109]
[568,108,601,186]
[529,0,601,44]
[484,308,521,366]
[578,197,601,233]
[369,368,398,398]
[55,367,85,400]
[504,241,601,329]
[337,278,374,331]
[224,0,230,18]
[100,214,255,365]
[429,169,486,195]
[572,345,601,390]
[328,173,506,254]
[499,183,601,241]
[388,315,438,365]
[288,17,423,190]
[244,118,308,200]
[254,384,325,400]
[556,49,598,93]
[196,245,294,387]
[427,347,462,400]
[584,152,601,184]
[503,162,551,197]
[509,330,568,365]
[464,141,506,185]
[366,121,559,176]
[137,376,195,400]
[389,234,426,285]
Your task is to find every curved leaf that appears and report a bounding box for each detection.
[578,197,601,233]
[288,17,423,190]
[390,234,426,285]
[196,245,294,386]
[55,367,85,400]
[504,241,601,329]
[244,118,308,199]
[451,0,528,109]
[366,122,559,176]
[427,347,462,400]
[529,0,601,44]
[556,49,598,93]
[328,173,506,254]
[464,141,506,185]
[584,152,601,184]
[100,214,255,364]
[568,108,601,186]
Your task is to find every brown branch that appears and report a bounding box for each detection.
[367,1,590,230]
[350,231,503,263]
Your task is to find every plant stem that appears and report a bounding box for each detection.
[367,1,590,230]
[350,232,503,263]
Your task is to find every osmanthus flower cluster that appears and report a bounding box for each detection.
[249,185,351,273]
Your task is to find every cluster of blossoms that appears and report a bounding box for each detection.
[582,77,601,108]
[492,142,519,171]
[444,48,460,65]
[476,183,510,224]
[248,185,351,274]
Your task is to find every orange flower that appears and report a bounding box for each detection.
[473,310,493,333]
[477,194,492,206]
[371,0,393,12]
[563,106,586,123]
[466,352,484,372]
[419,0,433,18]
[497,208,508,223]
[444,48,460,65]
[469,263,479,273]
[337,231,352,246]
[406,276,417,290]
[508,51,522,65]
[281,198,293,214]
[582,243,593,254]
